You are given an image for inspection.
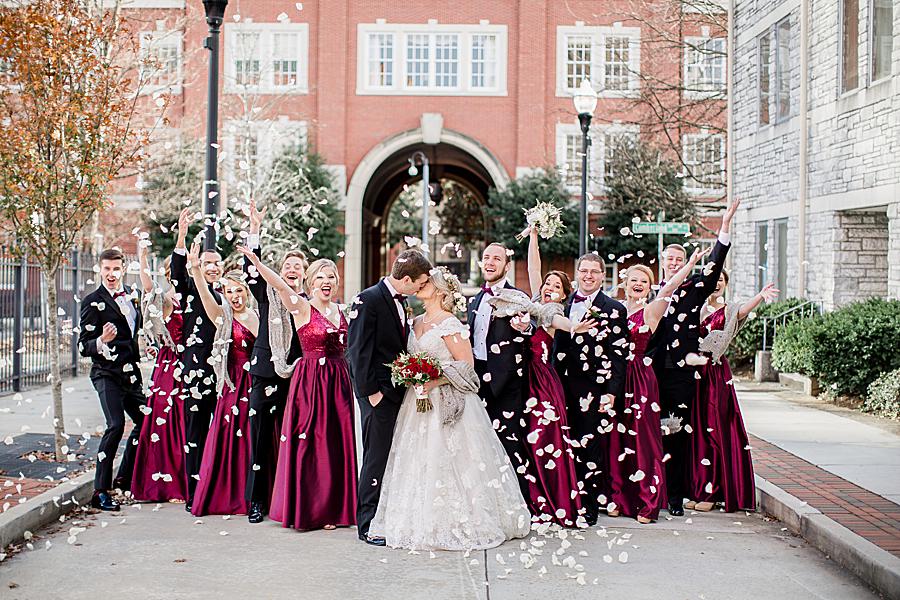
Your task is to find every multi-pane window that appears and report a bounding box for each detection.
[225,119,307,183]
[684,37,726,93]
[562,132,584,189]
[560,28,640,94]
[225,25,308,93]
[406,34,431,88]
[683,134,725,194]
[556,124,632,193]
[756,222,769,291]
[471,34,498,89]
[841,0,860,92]
[434,34,459,88]
[871,0,893,82]
[139,31,182,93]
[367,33,394,87]
[758,32,771,125]
[602,131,637,184]
[775,18,791,121]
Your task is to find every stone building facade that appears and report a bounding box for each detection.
[731,0,898,308]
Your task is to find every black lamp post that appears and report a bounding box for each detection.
[572,79,598,257]
[201,0,228,251]
[407,151,430,255]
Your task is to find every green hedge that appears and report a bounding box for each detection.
[772,298,900,397]
[728,297,808,366]
[863,368,900,420]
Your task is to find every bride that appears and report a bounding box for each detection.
[368,267,531,551]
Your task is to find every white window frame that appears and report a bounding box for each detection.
[683,36,726,98]
[224,23,309,95]
[774,17,791,123]
[139,29,183,95]
[682,132,726,195]
[555,122,638,195]
[757,31,772,126]
[598,125,640,190]
[356,23,508,96]
[868,0,894,85]
[556,25,641,98]
[223,118,308,189]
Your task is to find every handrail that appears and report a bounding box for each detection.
[761,300,824,351]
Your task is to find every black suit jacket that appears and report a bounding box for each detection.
[78,285,144,385]
[552,290,628,399]
[346,280,409,405]
[647,239,730,369]
[466,281,530,397]
[170,250,221,378]
[243,245,302,379]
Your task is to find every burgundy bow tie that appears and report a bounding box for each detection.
[573,293,588,303]
[481,285,494,296]
[113,291,127,299]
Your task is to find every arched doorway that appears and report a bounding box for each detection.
[344,129,509,297]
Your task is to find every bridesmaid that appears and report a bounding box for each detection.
[688,273,777,512]
[188,243,259,517]
[131,239,189,503]
[606,248,708,523]
[516,228,599,528]
[238,248,357,532]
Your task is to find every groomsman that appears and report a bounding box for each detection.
[78,248,146,511]
[553,252,628,525]
[347,249,432,546]
[243,200,305,523]
[649,199,739,516]
[467,243,532,494]
[170,208,223,510]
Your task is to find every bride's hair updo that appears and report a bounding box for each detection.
[429,267,466,313]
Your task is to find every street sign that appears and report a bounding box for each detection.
[631,221,691,235]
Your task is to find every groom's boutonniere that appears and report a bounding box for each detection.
[405,304,414,324]
[586,305,604,321]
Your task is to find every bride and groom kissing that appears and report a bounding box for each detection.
[346,249,531,550]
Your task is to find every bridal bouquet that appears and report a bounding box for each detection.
[390,352,443,413]
[515,202,566,241]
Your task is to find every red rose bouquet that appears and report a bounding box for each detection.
[389,352,443,412]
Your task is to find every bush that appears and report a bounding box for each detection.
[728,297,808,367]
[864,368,900,420]
[772,298,900,397]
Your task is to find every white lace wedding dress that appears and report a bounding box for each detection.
[368,317,531,551]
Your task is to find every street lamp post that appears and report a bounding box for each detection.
[573,79,598,257]
[408,151,430,255]
[201,0,228,251]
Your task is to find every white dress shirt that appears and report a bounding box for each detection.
[382,278,406,326]
[472,281,505,361]
[569,288,600,325]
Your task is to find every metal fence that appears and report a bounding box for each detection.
[0,247,139,394]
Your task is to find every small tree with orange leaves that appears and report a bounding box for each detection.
[0,0,167,459]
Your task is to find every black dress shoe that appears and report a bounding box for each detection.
[359,534,386,547]
[668,499,684,516]
[185,500,193,513]
[248,502,264,524]
[90,491,120,512]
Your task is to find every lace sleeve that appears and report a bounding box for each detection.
[436,317,470,342]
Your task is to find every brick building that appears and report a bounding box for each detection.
[118,0,727,297]
[731,0,898,308]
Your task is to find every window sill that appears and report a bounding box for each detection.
[224,85,310,96]
[355,87,508,97]
[555,89,640,99]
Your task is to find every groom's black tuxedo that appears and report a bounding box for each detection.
[553,289,628,524]
[346,279,409,538]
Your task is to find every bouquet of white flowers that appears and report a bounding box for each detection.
[515,202,565,241]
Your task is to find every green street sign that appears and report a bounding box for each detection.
[631,221,691,235]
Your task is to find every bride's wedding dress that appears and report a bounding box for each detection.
[368,317,531,550]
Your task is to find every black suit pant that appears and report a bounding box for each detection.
[563,378,612,524]
[245,373,290,505]
[657,367,699,504]
[92,374,145,491]
[356,394,401,537]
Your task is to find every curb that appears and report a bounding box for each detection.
[0,468,96,551]
[755,475,900,599]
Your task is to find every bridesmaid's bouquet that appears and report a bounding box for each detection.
[515,202,566,241]
[390,352,444,413]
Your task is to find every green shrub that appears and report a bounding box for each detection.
[773,298,900,397]
[728,297,808,367]
[864,368,900,420]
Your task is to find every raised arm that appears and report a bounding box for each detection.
[170,208,195,299]
[236,246,309,319]
[187,242,224,322]
[138,238,154,294]
[243,198,267,302]
[737,283,779,320]
[699,198,740,294]
[644,247,711,331]
[527,227,542,298]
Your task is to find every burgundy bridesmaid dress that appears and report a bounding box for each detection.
[522,327,583,527]
[191,319,256,516]
[269,306,357,530]
[607,310,667,521]
[131,302,189,502]
[689,307,756,512]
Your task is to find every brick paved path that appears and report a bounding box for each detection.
[751,434,900,557]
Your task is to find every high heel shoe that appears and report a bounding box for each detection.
[695,501,714,512]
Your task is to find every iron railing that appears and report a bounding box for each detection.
[761,300,824,351]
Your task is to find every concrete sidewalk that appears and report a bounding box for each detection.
[0,376,104,440]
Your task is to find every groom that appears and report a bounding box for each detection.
[346,249,432,546]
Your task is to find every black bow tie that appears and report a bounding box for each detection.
[392,293,406,304]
